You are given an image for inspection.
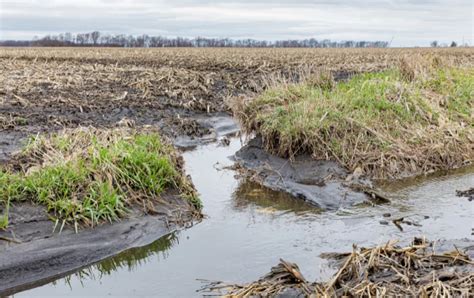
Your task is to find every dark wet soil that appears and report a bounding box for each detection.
[0,50,356,164]
[234,137,386,210]
[457,187,474,201]
[0,51,246,292]
[0,53,242,162]
[0,192,198,295]
[0,106,230,162]
[0,131,25,164]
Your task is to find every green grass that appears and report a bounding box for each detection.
[421,67,473,121]
[0,128,200,229]
[235,64,473,179]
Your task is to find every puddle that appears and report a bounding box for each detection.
[14,138,474,297]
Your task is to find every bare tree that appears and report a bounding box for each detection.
[91,31,100,45]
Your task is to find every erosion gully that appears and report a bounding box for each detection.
[11,135,474,297]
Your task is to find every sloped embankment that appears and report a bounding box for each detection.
[232,56,473,208]
[0,127,201,294]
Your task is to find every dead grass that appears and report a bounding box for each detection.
[233,56,474,179]
[200,238,474,297]
[0,115,27,129]
[321,238,473,297]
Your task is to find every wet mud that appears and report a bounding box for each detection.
[0,193,197,295]
[0,131,25,164]
[457,187,474,201]
[0,51,242,293]
[234,137,387,210]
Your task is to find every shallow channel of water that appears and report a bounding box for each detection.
[16,138,474,297]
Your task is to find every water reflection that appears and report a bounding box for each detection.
[34,181,324,293]
[233,181,322,214]
[97,233,178,275]
[55,233,179,289]
[377,165,474,192]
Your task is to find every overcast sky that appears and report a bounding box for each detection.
[0,0,472,46]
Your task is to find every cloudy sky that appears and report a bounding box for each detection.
[0,0,472,46]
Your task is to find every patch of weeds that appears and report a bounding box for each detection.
[0,115,28,129]
[305,70,335,91]
[235,57,473,179]
[0,128,200,228]
[0,199,9,230]
[422,67,474,122]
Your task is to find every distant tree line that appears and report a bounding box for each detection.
[0,31,389,48]
[430,40,471,48]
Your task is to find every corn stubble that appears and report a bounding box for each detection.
[1,47,473,116]
[200,239,474,297]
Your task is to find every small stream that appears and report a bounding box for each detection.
[17,138,474,297]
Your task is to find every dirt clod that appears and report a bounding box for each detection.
[456,187,474,201]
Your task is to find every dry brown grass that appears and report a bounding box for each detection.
[321,239,473,297]
[398,53,449,82]
[1,47,473,70]
[200,239,474,297]
[0,47,472,134]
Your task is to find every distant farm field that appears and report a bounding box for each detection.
[1,47,473,158]
[1,47,473,131]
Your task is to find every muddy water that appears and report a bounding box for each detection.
[16,138,473,297]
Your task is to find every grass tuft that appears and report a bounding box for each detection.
[0,127,200,228]
[234,58,473,179]
[305,70,335,91]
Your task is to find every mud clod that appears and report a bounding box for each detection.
[456,187,474,201]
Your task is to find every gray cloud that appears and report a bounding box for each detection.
[0,0,472,46]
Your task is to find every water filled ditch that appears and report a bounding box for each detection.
[17,137,473,297]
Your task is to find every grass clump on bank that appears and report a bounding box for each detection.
[0,128,200,229]
[234,57,473,179]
